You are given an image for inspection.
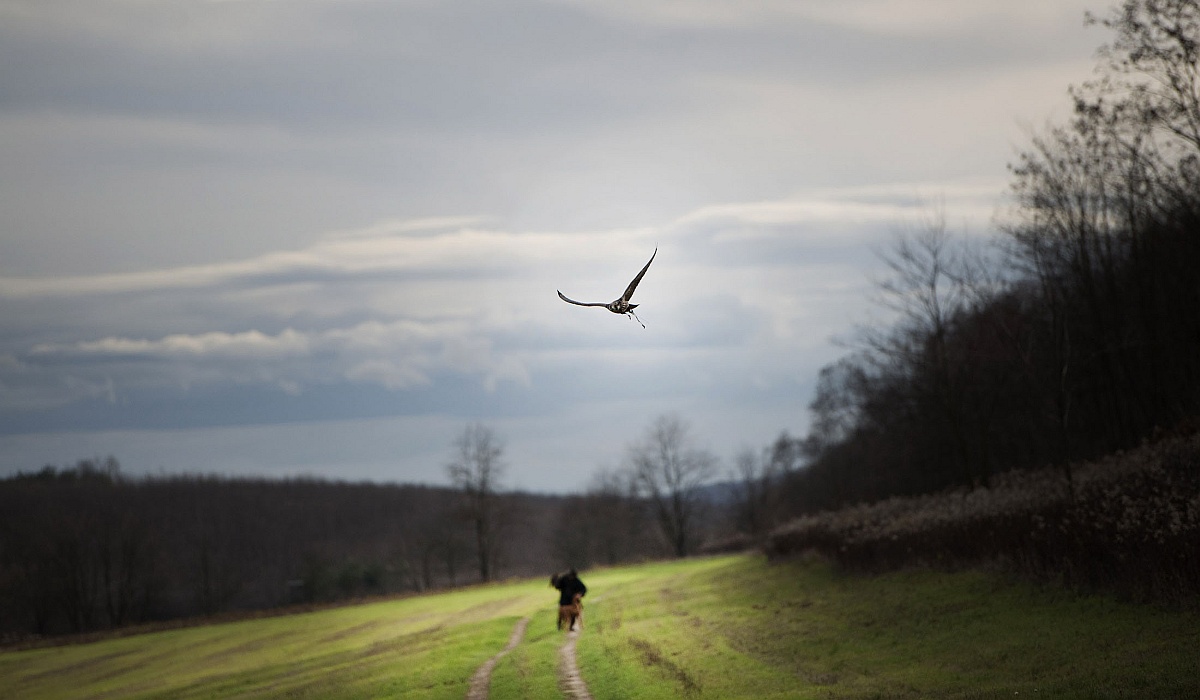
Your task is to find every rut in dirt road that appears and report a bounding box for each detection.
[465,616,530,700]
[558,628,593,700]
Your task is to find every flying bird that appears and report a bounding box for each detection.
[558,248,657,328]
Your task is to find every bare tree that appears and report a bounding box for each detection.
[628,414,718,557]
[869,213,1000,487]
[730,447,776,539]
[446,423,505,582]
[1087,0,1200,193]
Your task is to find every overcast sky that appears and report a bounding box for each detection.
[0,0,1104,491]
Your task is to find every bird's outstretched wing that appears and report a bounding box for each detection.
[621,247,657,302]
[558,290,609,307]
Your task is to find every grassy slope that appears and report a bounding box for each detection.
[576,556,1200,699]
[0,581,550,700]
[3,555,1198,699]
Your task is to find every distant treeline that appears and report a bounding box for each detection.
[0,459,672,639]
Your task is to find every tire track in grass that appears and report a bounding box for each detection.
[627,636,700,698]
[466,616,530,700]
[558,628,593,700]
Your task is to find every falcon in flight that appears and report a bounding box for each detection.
[558,248,657,328]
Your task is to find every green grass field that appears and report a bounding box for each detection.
[3,554,1198,698]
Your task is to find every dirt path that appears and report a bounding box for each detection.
[465,616,530,700]
[558,628,593,700]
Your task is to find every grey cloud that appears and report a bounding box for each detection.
[0,0,1098,280]
[13,318,535,411]
[1,1,683,132]
[0,184,969,377]
[1,0,1096,133]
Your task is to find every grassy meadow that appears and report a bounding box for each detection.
[2,554,1198,699]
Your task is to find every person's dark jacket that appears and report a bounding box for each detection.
[553,570,587,606]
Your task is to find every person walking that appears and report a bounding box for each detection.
[551,568,587,631]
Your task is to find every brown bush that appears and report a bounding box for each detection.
[765,432,1200,602]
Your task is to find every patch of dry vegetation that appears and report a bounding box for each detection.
[766,430,1200,602]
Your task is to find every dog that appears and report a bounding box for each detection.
[558,592,583,632]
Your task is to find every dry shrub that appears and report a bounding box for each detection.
[698,532,759,555]
[765,432,1200,602]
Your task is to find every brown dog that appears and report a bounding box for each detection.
[558,592,583,632]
